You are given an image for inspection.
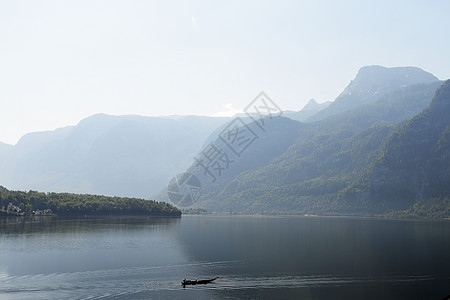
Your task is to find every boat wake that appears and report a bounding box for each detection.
[0,260,237,299]
[0,261,444,299]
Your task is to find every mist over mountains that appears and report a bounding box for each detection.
[0,114,230,198]
[1,65,448,217]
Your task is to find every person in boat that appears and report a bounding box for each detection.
[195,278,198,283]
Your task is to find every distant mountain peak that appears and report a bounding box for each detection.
[302,98,319,110]
[357,64,433,75]
[306,65,439,122]
[353,65,437,84]
[341,65,438,98]
[284,98,331,122]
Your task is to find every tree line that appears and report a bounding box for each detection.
[0,186,180,217]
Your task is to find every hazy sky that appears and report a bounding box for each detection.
[1,0,449,144]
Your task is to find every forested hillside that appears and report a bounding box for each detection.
[353,80,450,217]
[194,79,448,217]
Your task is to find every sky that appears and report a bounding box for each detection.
[1,0,450,145]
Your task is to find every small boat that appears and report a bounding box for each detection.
[181,276,219,286]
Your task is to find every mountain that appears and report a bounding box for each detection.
[306,66,439,122]
[194,80,445,214]
[154,116,304,205]
[316,81,443,132]
[284,99,331,122]
[0,114,230,198]
[2,65,446,218]
[351,79,450,215]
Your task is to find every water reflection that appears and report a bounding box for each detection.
[0,215,449,299]
[174,216,450,299]
[0,215,180,235]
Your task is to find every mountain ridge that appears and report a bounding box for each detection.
[194,79,446,215]
[284,99,331,122]
[1,65,447,218]
[0,114,231,198]
[306,65,439,122]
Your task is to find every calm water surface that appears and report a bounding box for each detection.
[0,215,449,299]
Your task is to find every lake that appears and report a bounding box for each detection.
[0,215,449,299]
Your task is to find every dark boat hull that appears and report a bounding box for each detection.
[182,277,218,286]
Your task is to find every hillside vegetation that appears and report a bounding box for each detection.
[194,76,449,218]
[0,186,181,217]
